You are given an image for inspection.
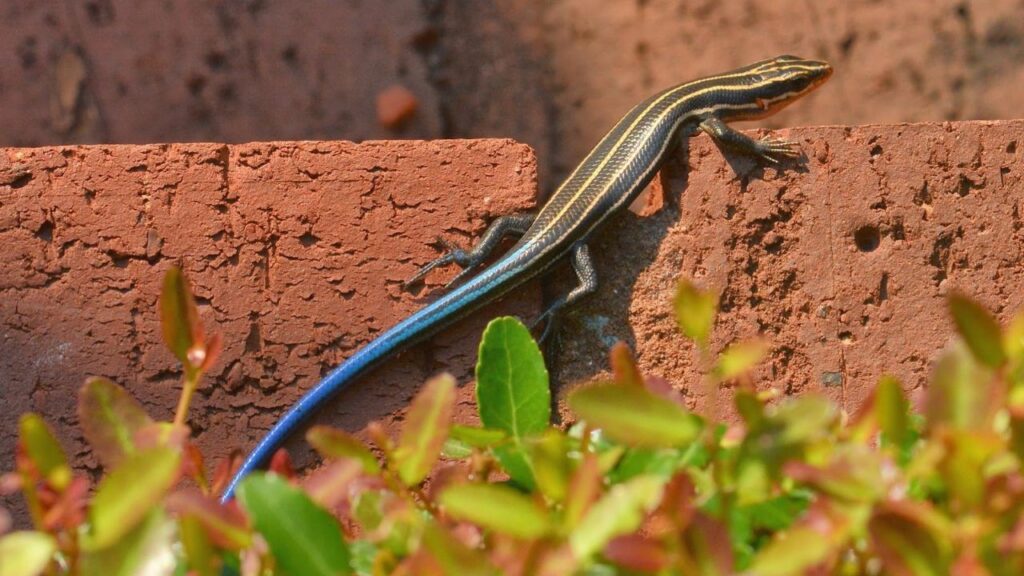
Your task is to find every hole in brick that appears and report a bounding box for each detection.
[299,232,318,247]
[1008,141,1018,154]
[205,51,226,70]
[218,83,237,103]
[281,45,298,65]
[187,75,207,96]
[10,171,32,189]
[838,331,854,344]
[869,144,883,157]
[85,0,115,25]
[36,220,53,242]
[109,251,130,268]
[854,225,880,252]
[17,37,37,69]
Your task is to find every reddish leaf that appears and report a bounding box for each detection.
[421,521,500,576]
[949,293,1006,368]
[682,512,734,575]
[160,266,206,367]
[41,474,88,532]
[605,534,669,572]
[18,414,70,491]
[78,377,154,468]
[269,449,295,480]
[869,500,952,576]
[564,454,602,530]
[209,451,242,498]
[659,472,697,529]
[133,422,189,451]
[394,373,456,486]
[610,343,643,388]
[166,490,251,550]
[307,426,381,473]
[199,333,223,372]
[302,460,361,510]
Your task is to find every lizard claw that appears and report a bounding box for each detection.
[756,138,801,164]
[402,236,470,291]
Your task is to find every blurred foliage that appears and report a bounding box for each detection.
[3,271,1024,576]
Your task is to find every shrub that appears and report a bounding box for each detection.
[2,269,1024,575]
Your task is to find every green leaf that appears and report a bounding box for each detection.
[570,475,665,559]
[673,280,718,348]
[439,483,550,539]
[949,293,1006,368]
[84,447,181,550]
[526,429,572,502]
[713,339,768,381]
[394,373,455,486]
[869,501,951,576]
[160,266,204,366]
[749,527,833,576]
[179,515,218,576]
[237,473,352,576]
[568,382,702,447]
[421,522,500,576]
[449,425,508,448]
[81,509,176,576]
[493,446,537,490]
[306,426,380,474]
[1006,311,1024,361]
[18,414,70,490]
[78,377,154,468]
[876,375,910,448]
[0,531,56,576]
[349,541,376,576]
[939,430,1002,510]
[926,343,989,431]
[772,394,837,444]
[441,438,473,459]
[475,317,550,438]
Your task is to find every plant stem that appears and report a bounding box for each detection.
[173,368,201,427]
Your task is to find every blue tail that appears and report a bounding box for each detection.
[219,258,524,502]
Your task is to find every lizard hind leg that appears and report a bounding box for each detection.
[532,243,597,343]
[403,213,535,291]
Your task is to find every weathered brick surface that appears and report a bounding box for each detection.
[0,139,539,518]
[556,120,1024,419]
[0,0,441,146]
[2,121,1022,527]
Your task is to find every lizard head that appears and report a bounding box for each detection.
[731,55,833,120]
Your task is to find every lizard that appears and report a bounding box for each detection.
[221,54,832,501]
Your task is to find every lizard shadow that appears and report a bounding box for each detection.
[545,135,809,419]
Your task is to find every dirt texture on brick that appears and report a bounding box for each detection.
[0,138,539,519]
[555,120,1024,420]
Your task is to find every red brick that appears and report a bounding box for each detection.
[0,138,539,522]
[555,120,1024,420]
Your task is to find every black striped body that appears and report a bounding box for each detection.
[221,55,832,500]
